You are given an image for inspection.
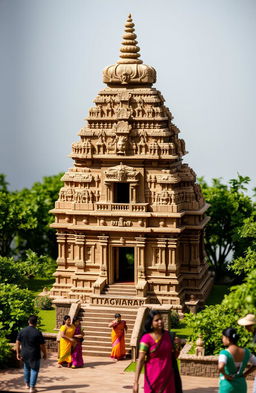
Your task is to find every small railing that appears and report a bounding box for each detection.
[96,203,148,212]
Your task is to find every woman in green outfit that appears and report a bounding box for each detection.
[218,327,256,393]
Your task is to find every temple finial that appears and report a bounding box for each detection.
[118,14,143,64]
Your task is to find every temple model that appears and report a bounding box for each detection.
[50,15,213,319]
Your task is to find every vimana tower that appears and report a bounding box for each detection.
[50,15,213,317]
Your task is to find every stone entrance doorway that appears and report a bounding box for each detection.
[114,247,134,283]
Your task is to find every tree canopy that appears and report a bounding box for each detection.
[198,175,255,276]
[0,173,63,258]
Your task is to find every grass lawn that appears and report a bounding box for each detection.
[27,276,56,333]
[172,323,193,339]
[38,309,56,333]
[124,360,180,372]
[124,362,142,372]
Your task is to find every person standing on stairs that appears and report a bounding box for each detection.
[108,313,127,361]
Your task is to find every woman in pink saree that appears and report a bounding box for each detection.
[133,310,182,393]
[71,318,84,368]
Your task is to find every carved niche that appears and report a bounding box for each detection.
[104,163,139,184]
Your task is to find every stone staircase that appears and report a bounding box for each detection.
[79,305,138,357]
[102,283,137,298]
[79,283,140,357]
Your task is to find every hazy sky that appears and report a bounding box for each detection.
[1,0,255,192]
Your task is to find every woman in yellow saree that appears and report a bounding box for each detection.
[108,313,127,361]
[58,315,75,367]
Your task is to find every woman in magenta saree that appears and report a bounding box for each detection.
[71,318,84,368]
[133,310,182,393]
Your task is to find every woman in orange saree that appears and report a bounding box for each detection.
[108,313,127,361]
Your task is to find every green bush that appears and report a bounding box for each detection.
[184,269,256,355]
[0,333,12,369]
[0,283,38,341]
[0,256,28,287]
[35,296,53,310]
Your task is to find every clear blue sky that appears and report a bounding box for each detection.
[0,0,255,192]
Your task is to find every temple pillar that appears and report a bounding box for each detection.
[98,235,109,278]
[92,235,109,294]
[157,238,168,273]
[135,236,148,296]
[167,237,179,273]
[74,234,85,270]
[130,183,137,203]
[56,232,67,267]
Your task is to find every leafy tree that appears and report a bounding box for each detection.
[198,175,255,276]
[15,173,63,258]
[0,256,29,287]
[0,190,37,256]
[0,333,12,368]
[0,284,38,341]
[0,173,63,258]
[0,174,8,192]
[185,269,256,355]
[231,212,256,275]
[0,252,56,287]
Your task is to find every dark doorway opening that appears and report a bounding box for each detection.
[115,247,134,282]
[114,183,129,203]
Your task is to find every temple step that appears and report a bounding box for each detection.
[79,306,137,357]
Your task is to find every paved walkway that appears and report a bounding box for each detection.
[0,355,254,393]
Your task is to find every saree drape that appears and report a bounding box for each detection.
[58,324,75,364]
[140,330,182,393]
[71,325,84,367]
[110,320,126,359]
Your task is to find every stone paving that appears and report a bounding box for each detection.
[0,355,254,393]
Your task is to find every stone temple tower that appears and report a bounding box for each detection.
[50,15,213,315]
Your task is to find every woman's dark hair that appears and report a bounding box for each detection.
[143,310,163,334]
[73,317,80,323]
[222,327,239,345]
[62,315,71,325]
[115,313,121,319]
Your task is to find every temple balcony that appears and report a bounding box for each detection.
[95,202,149,212]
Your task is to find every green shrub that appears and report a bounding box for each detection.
[184,269,256,355]
[0,333,12,369]
[0,283,38,341]
[0,256,28,287]
[35,296,53,310]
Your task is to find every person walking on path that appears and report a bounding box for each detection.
[108,313,127,361]
[16,315,47,393]
[238,314,256,393]
[133,309,182,393]
[58,315,76,367]
[218,327,256,393]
